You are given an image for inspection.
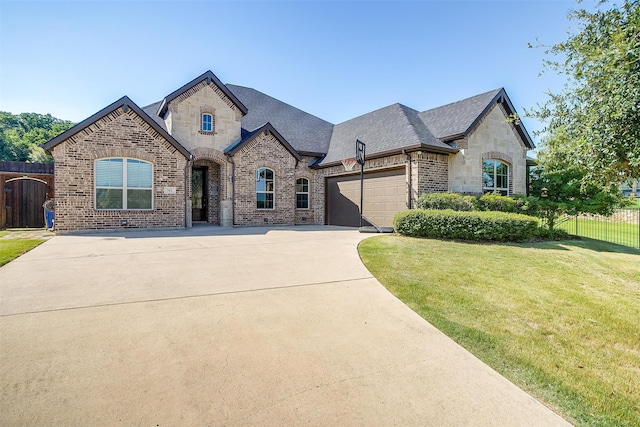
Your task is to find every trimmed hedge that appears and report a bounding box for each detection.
[417,192,476,211]
[393,209,539,242]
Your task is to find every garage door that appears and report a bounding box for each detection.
[326,168,407,227]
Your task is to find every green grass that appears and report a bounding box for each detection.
[557,218,639,248]
[0,238,46,267]
[623,198,640,210]
[359,236,640,427]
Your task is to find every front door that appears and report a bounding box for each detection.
[191,167,208,222]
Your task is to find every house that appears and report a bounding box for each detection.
[43,70,534,232]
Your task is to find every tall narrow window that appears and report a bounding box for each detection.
[256,168,274,209]
[296,178,309,209]
[201,113,213,132]
[482,160,509,195]
[95,158,153,210]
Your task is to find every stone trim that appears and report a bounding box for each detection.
[482,151,513,164]
[481,151,513,195]
[168,80,243,116]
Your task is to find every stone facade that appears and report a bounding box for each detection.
[448,104,528,195]
[165,81,242,153]
[50,107,187,232]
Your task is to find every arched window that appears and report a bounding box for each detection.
[95,158,153,210]
[256,168,274,209]
[296,178,310,209]
[201,113,213,132]
[482,160,509,195]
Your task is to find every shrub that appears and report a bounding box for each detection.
[393,209,539,242]
[534,227,570,240]
[417,192,476,211]
[476,193,518,212]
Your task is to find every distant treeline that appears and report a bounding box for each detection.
[0,112,75,163]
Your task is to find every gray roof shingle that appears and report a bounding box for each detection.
[226,84,334,156]
[418,88,502,141]
[141,101,166,131]
[320,103,456,165]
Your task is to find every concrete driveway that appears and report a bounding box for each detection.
[1,226,570,426]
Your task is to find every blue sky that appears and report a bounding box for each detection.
[1,0,588,148]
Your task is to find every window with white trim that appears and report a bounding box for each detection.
[296,178,309,209]
[482,160,509,195]
[201,113,213,132]
[256,168,274,209]
[95,158,153,210]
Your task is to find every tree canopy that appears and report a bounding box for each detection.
[530,0,640,188]
[0,112,75,163]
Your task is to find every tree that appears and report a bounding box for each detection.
[0,112,74,163]
[530,0,640,188]
[528,165,622,230]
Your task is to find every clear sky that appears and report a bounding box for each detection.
[1,0,589,148]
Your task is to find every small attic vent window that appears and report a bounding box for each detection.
[201,113,213,133]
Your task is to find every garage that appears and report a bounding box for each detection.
[326,167,407,227]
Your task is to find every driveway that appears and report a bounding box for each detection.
[0,226,570,426]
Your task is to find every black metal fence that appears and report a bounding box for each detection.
[556,209,640,249]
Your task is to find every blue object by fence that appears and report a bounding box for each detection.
[44,209,54,229]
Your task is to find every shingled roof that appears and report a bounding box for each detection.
[320,103,457,166]
[419,88,534,149]
[227,85,334,156]
[43,96,190,158]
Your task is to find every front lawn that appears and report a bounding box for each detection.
[557,218,639,248]
[359,236,640,427]
[0,238,46,267]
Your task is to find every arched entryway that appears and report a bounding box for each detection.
[191,159,222,224]
[4,177,49,228]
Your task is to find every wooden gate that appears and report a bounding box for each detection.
[4,177,49,228]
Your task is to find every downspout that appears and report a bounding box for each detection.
[185,154,194,228]
[404,150,412,209]
[226,154,235,226]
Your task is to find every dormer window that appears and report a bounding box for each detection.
[201,113,213,133]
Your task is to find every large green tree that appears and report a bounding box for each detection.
[0,112,74,163]
[531,0,640,188]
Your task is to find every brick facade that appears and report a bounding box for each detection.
[45,73,531,231]
[232,132,322,226]
[50,107,187,232]
[320,151,448,212]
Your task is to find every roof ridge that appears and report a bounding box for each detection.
[227,84,334,126]
[421,88,503,114]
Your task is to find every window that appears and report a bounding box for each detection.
[95,158,153,210]
[482,160,509,195]
[201,113,213,132]
[296,178,309,209]
[256,168,274,209]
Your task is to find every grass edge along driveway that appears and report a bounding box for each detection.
[358,235,640,427]
[0,231,46,267]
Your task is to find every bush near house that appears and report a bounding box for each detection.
[416,192,476,211]
[393,209,539,242]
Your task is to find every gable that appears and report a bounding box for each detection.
[43,96,190,159]
[157,71,248,118]
[224,123,302,161]
[469,103,529,151]
[419,88,534,149]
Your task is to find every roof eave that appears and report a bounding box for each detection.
[316,143,457,169]
[42,96,191,159]
[458,88,535,150]
[225,123,302,161]
[157,70,249,117]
